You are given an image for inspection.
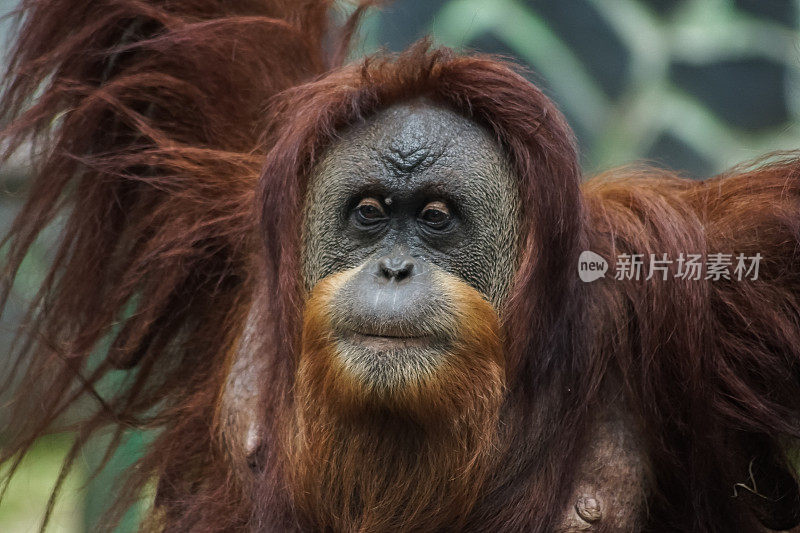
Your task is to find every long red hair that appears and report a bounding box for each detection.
[254,40,592,531]
[2,1,800,531]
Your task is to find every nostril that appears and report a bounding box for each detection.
[394,259,413,281]
[378,255,415,282]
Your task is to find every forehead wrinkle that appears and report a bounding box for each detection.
[381,143,446,177]
[315,102,511,195]
[375,123,453,179]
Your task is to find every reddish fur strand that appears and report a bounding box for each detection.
[0,1,344,531]
[288,269,504,531]
[3,1,800,531]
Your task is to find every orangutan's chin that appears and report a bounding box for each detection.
[285,267,507,530]
[298,265,506,407]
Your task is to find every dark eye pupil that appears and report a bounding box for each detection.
[354,200,386,226]
[424,209,444,221]
[359,205,380,218]
[422,208,449,227]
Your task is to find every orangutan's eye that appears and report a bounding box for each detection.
[354,197,387,226]
[419,201,452,230]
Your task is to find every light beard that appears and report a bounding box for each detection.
[286,271,506,531]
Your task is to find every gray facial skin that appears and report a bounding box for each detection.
[301,100,520,389]
[302,100,520,305]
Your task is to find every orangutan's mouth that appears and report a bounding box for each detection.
[342,331,436,350]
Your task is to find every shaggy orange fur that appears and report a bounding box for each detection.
[288,268,504,531]
[2,1,800,531]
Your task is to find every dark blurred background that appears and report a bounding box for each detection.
[2,0,800,530]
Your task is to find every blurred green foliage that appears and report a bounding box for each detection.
[3,0,800,531]
[0,434,85,532]
[358,0,800,177]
